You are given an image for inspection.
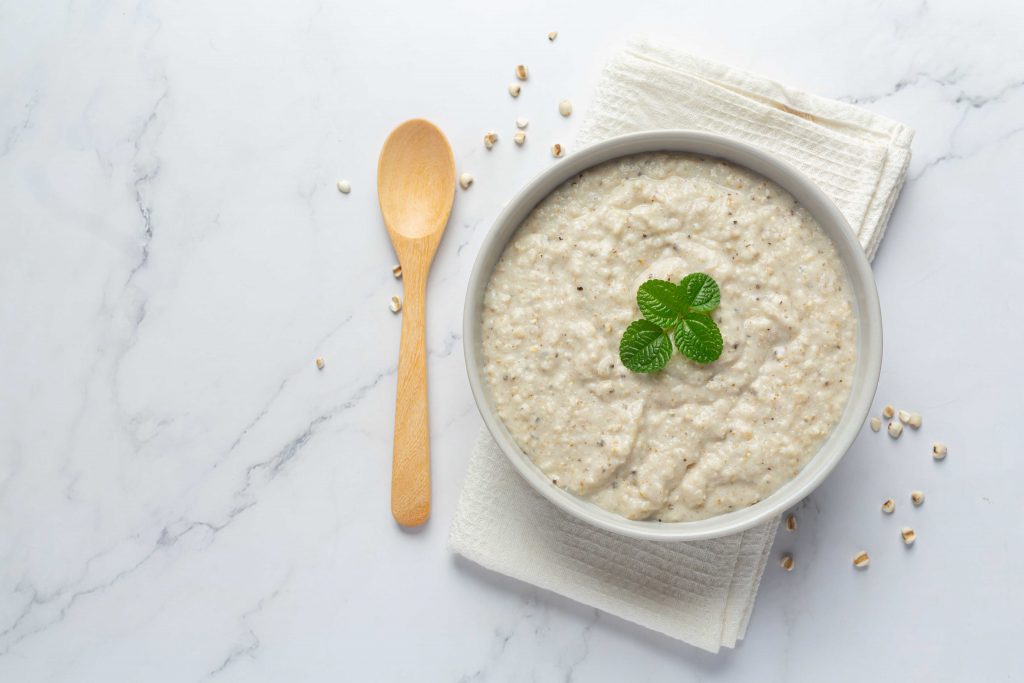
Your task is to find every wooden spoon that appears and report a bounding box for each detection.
[377,119,455,527]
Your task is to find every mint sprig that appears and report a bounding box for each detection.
[619,273,724,373]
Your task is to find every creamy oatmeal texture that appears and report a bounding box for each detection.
[481,153,857,522]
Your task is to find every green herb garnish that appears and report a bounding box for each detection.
[619,273,724,372]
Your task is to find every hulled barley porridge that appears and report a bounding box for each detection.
[481,153,857,522]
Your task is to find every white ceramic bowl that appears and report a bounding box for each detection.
[463,131,882,541]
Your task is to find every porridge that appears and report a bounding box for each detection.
[481,153,857,522]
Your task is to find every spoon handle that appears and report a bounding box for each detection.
[391,268,430,526]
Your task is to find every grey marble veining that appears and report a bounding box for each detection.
[1,0,1023,680]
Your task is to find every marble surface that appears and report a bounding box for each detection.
[1,0,1022,680]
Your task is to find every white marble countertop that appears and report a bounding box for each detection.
[2,0,1023,680]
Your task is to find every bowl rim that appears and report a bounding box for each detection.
[462,130,882,541]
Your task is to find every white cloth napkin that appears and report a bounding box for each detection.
[449,37,913,653]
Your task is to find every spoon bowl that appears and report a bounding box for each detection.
[379,120,456,241]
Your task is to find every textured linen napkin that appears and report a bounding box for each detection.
[450,37,913,653]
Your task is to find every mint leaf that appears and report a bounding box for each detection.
[619,319,672,373]
[673,312,723,364]
[636,279,686,328]
[680,273,721,313]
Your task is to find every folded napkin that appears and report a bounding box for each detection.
[450,37,913,653]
